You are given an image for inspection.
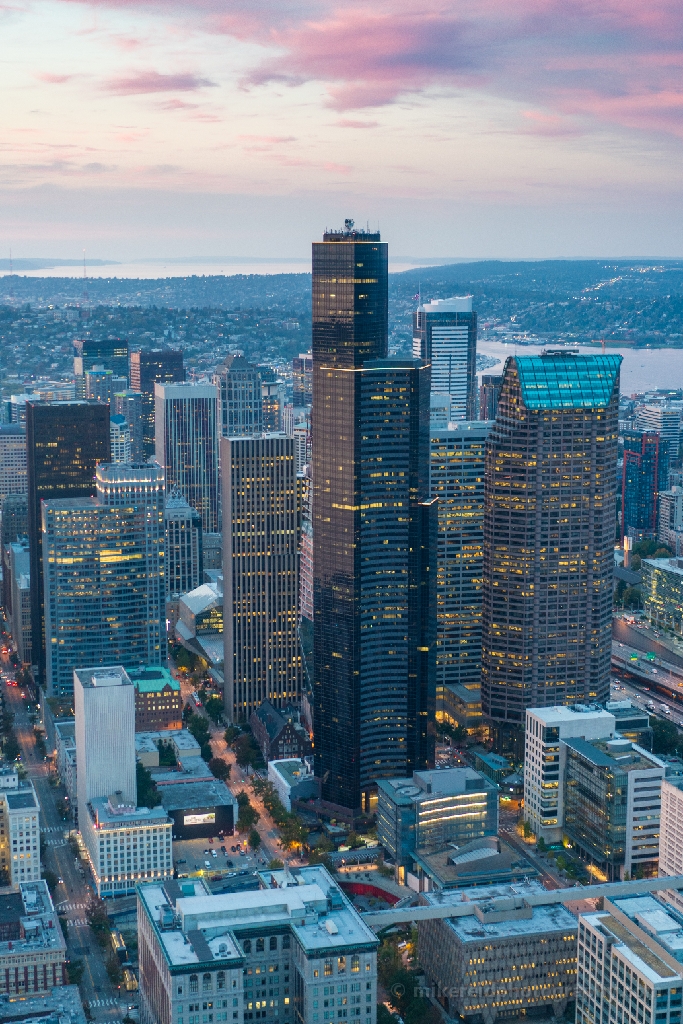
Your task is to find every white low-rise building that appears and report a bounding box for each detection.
[137,866,378,1024]
[524,705,616,844]
[268,759,317,812]
[81,792,173,897]
[0,769,41,886]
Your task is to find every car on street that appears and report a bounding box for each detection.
[204,860,211,868]
[211,850,217,858]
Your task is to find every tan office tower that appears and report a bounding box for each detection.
[221,434,300,721]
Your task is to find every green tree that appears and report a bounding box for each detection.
[522,820,533,839]
[85,894,111,947]
[66,959,84,985]
[268,858,284,870]
[651,716,680,756]
[136,761,161,808]
[3,732,20,761]
[208,757,231,781]
[105,953,123,986]
[205,695,224,724]
[237,799,260,833]
[249,828,262,851]
[224,725,240,745]
[280,816,307,852]
[158,741,177,766]
[537,837,547,853]
[233,733,263,770]
[377,1008,397,1024]
[43,869,58,894]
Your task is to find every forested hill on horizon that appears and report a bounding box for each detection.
[2,259,683,380]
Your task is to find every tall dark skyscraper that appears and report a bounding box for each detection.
[73,337,129,387]
[622,429,669,541]
[481,352,621,734]
[26,401,111,684]
[130,348,185,458]
[479,374,503,420]
[312,224,436,816]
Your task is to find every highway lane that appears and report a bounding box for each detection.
[4,682,130,1024]
[613,617,683,670]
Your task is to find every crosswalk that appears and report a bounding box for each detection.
[61,902,88,911]
[41,826,66,833]
[88,998,120,1008]
[45,838,67,847]
[67,918,88,927]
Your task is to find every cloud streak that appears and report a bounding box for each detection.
[103,70,217,95]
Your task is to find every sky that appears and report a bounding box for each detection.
[2,0,683,260]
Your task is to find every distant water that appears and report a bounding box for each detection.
[476,339,683,395]
[0,257,423,279]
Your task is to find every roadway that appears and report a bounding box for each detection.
[176,677,293,868]
[4,681,130,1024]
[613,617,683,670]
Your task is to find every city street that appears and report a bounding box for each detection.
[175,675,293,867]
[4,681,132,1024]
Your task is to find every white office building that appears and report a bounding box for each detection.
[74,665,172,896]
[0,768,41,887]
[75,665,137,814]
[659,777,683,912]
[524,705,616,844]
[137,865,378,1024]
[155,382,220,533]
[110,414,132,463]
[578,896,683,1024]
[413,296,477,422]
[0,424,27,503]
[636,404,682,448]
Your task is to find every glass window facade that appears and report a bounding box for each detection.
[312,229,436,813]
[481,352,621,725]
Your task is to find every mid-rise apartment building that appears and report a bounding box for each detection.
[137,866,378,1024]
[524,705,616,844]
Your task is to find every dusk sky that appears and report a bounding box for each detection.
[4,0,683,259]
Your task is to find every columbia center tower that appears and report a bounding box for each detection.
[312,224,436,817]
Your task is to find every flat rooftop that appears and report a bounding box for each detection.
[90,796,169,828]
[585,908,681,983]
[269,759,313,787]
[422,880,577,942]
[526,704,616,725]
[158,780,236,812]
[564,737,664,774]
[0,984,87,1024]
[138,866,378,967]
[413,837,538,889]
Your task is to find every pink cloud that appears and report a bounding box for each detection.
[103,70,217,95]
[36,73,75,84]
[335,119,379,128]
[51,0,683,139]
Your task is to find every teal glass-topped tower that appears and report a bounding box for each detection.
[481,351,621,730]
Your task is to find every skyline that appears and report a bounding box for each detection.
[2,0,683,258]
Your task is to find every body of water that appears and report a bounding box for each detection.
[0,258,423,279]
[476,340,683,395]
